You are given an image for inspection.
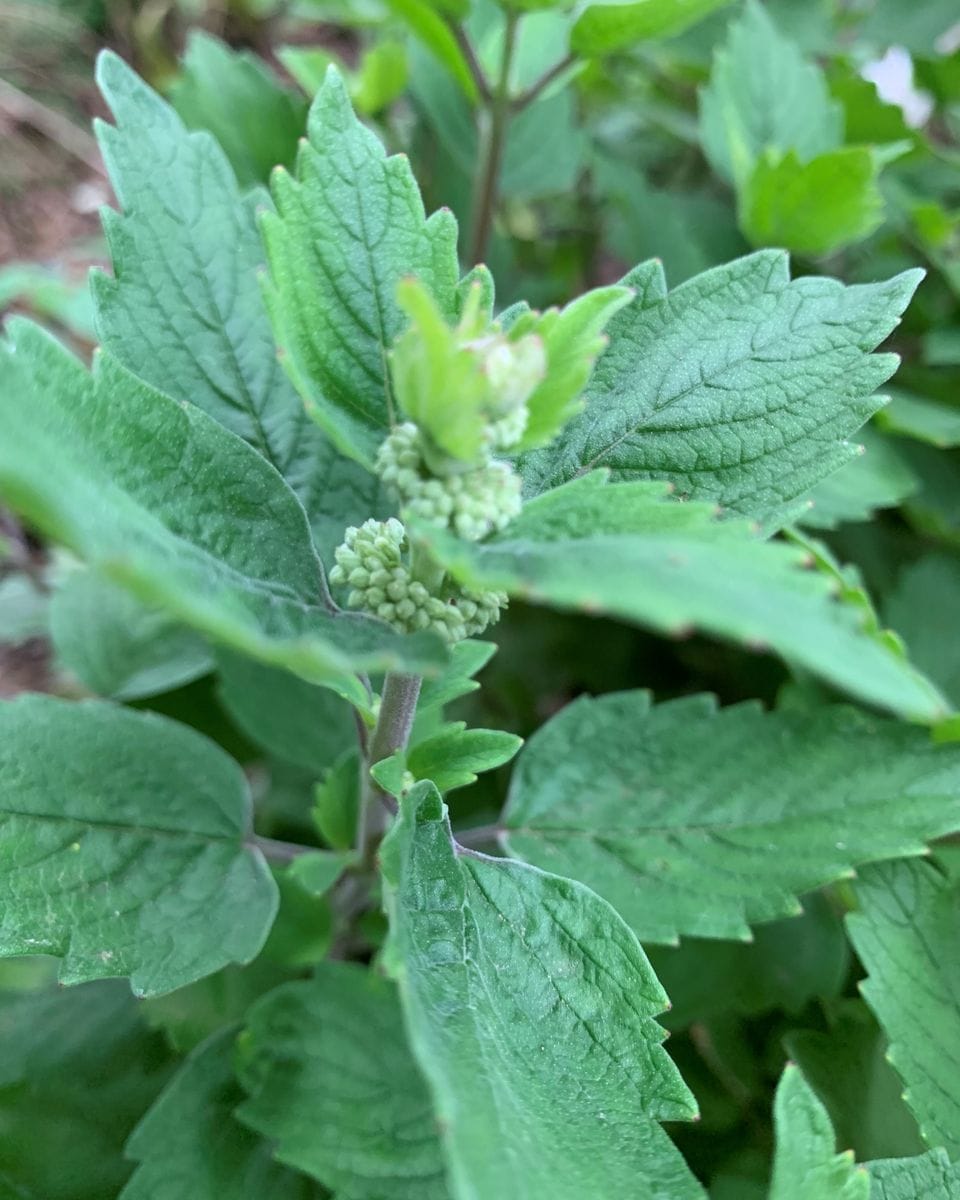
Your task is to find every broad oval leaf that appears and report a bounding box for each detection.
[237,963,449,1199]
[502,691,960,941]
[380,781,705,1200]
[0,695,278,997]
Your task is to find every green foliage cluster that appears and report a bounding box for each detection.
[1,0,960,1196]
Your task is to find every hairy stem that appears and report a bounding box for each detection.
[357,671,422,864]
[468,11,519,266]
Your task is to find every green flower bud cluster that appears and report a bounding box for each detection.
[328,517,506,643]
[375,423,522,542]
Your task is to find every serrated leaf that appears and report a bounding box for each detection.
[0,979,173,1200]
[51,570,212,701]
[518,253,922,528]
[93,51,387,566]
[216,650,355,775]
[699,0,842,185]
[741,147,885,256]
[412,472,947,720]
[121,1028,321,1199]
[262,67,460,466]
[501,691,960,942]
[847,858,960,1156]
[169,33,307,188]
[770,1064,870,1200]
[785,1001,925,1162]
[868,1149,960,1199]
[800,427,919,531]
[571,0,732,56]
[236,963,449,1199]
[0,695,278,996]
[406,722,522,792]
[0,322,444,710]
[380,781,705,1200]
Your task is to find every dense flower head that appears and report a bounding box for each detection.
[328,517,506,642]
[375,423,521,541]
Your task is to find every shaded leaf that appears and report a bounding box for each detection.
[216,650,355,775]
[847,858,960,1156]
[885,553,960,706]
[785,1000,925,1162]
[51,570,212,701]
[121,1028,320,1199]
[648,892,850,1029]
[237,963,449,1199]
[0,979,173,1200]
[800,427,918,530]
[770,1064,869,1199]
[169,32,306,187]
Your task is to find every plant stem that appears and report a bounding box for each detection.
[443,13,492,104]
[468,11,519,266]
[511,52,577,113]
[357,671,422,864]
[454,823,502,849]
[253,835,314,863]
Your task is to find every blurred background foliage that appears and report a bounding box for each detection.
[1,0,960,1195]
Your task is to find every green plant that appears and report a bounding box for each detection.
[2,2,960,1196]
